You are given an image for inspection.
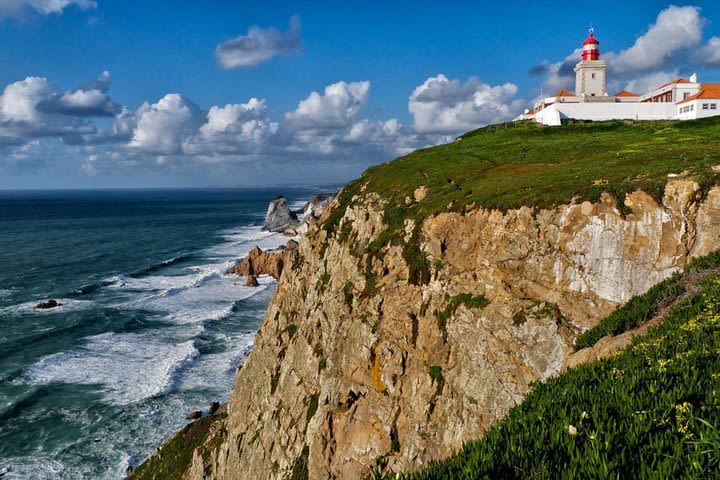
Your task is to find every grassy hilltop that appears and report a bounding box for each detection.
[339,117,720,218]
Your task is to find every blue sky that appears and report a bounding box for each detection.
[1,0,720,188]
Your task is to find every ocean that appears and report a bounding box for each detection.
[0,187,327,479]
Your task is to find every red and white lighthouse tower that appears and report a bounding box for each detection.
[574,28,608,100]
[581,29,600,61]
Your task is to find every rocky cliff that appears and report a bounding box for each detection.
[126,176,720,480]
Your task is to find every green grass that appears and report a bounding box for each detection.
[322,119,720,268]
[435,293,489,338]
[128,412,226,480]
[371,252,720,479]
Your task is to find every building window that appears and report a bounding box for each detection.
[691,104,695,111]
[703,103,709,110]
[591,73,596,79]
[684,92,690,99]
[712,104,717,110]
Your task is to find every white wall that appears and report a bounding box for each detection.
[678,99,720,120]
[535,103,677,126]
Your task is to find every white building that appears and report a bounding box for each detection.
[516,30,720,126]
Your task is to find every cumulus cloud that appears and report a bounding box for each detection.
[609,5,704,75]
[129,94,204,154]
[0,0,96,19]
[699,36,720,67]
[624,70,680,96]
[38,73,121,117]
[216,16,302,69]
[0,76,52,123]
[285,81,370,131]
[533,6,720,97]
[0,72,128,149]
[409,75,523,133]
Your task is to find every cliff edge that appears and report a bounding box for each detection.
[129,119,720,480]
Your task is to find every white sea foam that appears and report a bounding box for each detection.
[179,331,256,392]
[0,287,14,298]
[0,298,94,316]
[27,332,200,406]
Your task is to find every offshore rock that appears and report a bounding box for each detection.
[35,299,61,309]
[151,180,720,480]
[263,196,299,233]
[227,246,287,280]
[245,275,260,287]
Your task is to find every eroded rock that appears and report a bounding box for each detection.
[164,181,720,480]
[263,196,299,233]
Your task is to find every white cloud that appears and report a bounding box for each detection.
[700,36,720,66]
[409,74,523,133]
[199,98,268,137]
[532,5,717,97]
[608,5,704,75]
[215,16,302,69]
[285,80,370,131]
[0,0,96,19]
[624,70,680,96]
[0,76,52,123]
[129,94,203,154]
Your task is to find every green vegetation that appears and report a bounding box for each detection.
[284,323,298,340]
[287,445,310,480]
[128,413,227,480]
[270,365,281,395]
[318,272,331,293]
[306,393,319,422]
[435,293,489,337]
[391,426,401,452]
[428,365,444,396]
[323,119,720,276]
[575,250,720,349]
[375,252,720,479]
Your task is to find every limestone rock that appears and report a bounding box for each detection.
[413,185,428,202]
[303,194,335,220]
[149,180,720,480]
[245,275,259,287]
[209,402,221,415]
[263,196,299,232]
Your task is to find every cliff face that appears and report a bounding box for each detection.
[168,180,720,480]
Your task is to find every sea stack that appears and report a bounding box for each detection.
[262,196,299,233]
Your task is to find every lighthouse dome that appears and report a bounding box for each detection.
[582,31,599,46]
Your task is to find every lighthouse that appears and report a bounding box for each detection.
[574,29,609,99]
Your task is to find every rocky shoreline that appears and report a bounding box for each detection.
[227,193,335,284]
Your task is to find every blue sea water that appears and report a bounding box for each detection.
[0,187,326,479]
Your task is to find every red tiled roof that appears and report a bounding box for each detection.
[614,90,639,97]
[677,84,720,104]
[552,89,576,97]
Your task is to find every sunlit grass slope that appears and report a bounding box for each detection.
[374,251,720,480]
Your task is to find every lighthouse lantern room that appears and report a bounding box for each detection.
[574,29,609,100]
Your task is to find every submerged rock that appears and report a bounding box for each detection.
[263,196,299,233]
[35,299,61,309]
